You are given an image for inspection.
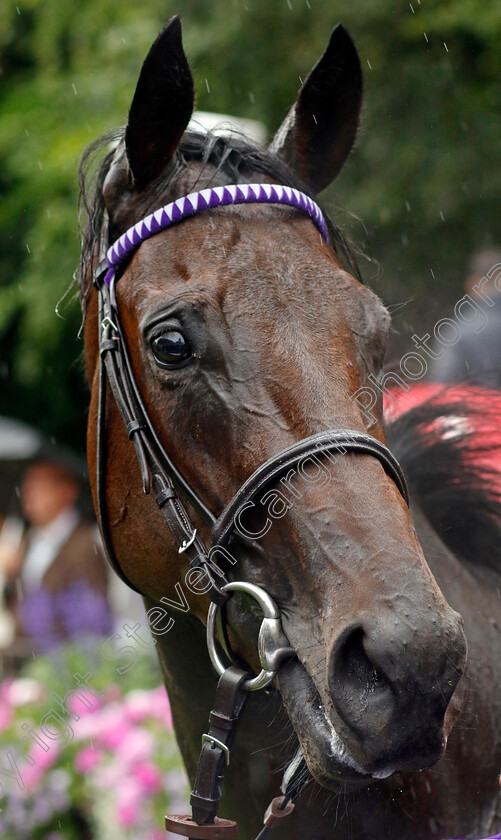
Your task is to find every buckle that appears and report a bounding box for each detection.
[100,315,118,333]
[202,733,230,766]
[179,528,198,554]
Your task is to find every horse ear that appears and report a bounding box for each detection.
[270,25,362,194]
[125,16,194,189]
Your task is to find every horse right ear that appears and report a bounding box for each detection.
[125,16,194,189]
[270,25,362,194]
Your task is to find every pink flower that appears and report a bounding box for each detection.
[75,746,101,773]
[115,779,142,827]
[135,761,162,793]
[0,701,12,731]
[20,759,46,790]
[6,677,45,706]
[36,740,60,768]
[74,703,124,742]
[21,741,59,790]
[148,685,173,728]
[116,797,139,827]
[94,762,125,790]
[76,689,104,716]
[124,689,152,723]
[0,678,15,704]
[116,728,154,763]
[74,714,103,741]
[100,718,132,749]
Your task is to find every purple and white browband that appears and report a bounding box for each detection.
[103,183,329,287]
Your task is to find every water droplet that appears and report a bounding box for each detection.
[205,78,210,93]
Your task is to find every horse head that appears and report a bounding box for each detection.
[80,17,467,791]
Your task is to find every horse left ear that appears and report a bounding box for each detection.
[270,25,362,194]
[125,16,194,189]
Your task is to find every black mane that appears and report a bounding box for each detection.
[77,127,357,301]
[385,392,501,571]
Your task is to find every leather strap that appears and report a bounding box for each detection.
[164,815,238,838]
[190,666,250,825]
[95,292,141,593]
[212,429,409,549]
[95,274,229,605]
[254,749,310,839]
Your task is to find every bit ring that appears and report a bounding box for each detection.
[206,581,293,691]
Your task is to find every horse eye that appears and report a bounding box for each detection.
[151,331,191,367]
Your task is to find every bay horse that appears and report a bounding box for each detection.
[78,17,501,840]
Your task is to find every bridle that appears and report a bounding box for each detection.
[92,181,409,838]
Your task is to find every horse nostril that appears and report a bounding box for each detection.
[329,625,394,738]
[339,627,388,694]
[328,617,465,770]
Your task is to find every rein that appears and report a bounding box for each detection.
[93,182,409,838]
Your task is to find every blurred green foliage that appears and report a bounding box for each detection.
[0,0,500,448]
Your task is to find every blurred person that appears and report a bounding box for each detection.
[0,516,21,650]
[0,460,112,652]
[430,247,501,388]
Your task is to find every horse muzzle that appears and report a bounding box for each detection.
[278,605,467,786]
